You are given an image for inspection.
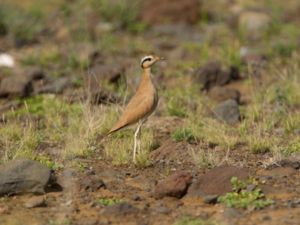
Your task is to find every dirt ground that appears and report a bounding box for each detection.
[0,0,300,225]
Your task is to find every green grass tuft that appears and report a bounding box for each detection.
[218,177,274,210]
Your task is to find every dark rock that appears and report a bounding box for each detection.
[267,159,300,170]
[132,195,143,201]
[84,64,124,103]
[193,61,240,91]
[287,199,300,208]
[86,64,124,87]
[80,176,106,192]
[209,86,241,103]
[154,171,192,199]
[24,196,46,208]
[193,61,223,90]
[0,75,33,98]
[141,0,200,25]
[35,77,70,94]
[27,67,45,81]
[187,165,249,197]
[102,202,139,216]
[89,51,105,66]
[0,159,54,196]
[88,90,119,105]
[203,194,219,204]
[213,99,240,124]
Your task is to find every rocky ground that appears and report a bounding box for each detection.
[0,0,300,225]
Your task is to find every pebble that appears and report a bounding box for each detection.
[24,196,46,208]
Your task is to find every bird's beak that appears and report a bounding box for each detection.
[156,56,166,61]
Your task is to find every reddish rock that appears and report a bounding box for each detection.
[154,171,192,199]
[141,0,200,25]
[187,166,249,197]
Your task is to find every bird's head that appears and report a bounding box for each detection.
[140,55,165,69]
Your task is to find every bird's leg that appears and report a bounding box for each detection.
[137,122,142,154]
[133,121,142,163]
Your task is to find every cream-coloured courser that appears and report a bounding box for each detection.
[108,55,164,163]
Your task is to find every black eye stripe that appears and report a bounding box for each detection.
[142,57,152,64]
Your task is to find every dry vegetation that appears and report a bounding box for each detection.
[0,0,300,224]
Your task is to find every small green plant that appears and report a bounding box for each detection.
[35,155,63,170]
[172,128,194,142]
[98,197,123,206]
[218,177,274,210]
[248,136,271,154]
[174,216,218,225]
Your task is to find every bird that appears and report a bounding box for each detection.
[108,55,164,163]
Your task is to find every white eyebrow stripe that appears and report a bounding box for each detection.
[140,56,153,65]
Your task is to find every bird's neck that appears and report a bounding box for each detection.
[142,68,152,80]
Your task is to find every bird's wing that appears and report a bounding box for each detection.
[108,93,155,134]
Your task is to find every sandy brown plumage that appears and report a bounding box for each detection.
[107,55,163,163]
[108,69,158,134]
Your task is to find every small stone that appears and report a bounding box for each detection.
[80,176,106,192]
[36,77,70,94]
[203,194,219,204]
[155,206,171,214]
[154,171,192,199]
[132,195,143,201]
[213,99,240,124]
[262,215,271,221]
[287,199,300,208]
[24,196,46,208]
[0,53,14,68]
[102,202,139,216]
